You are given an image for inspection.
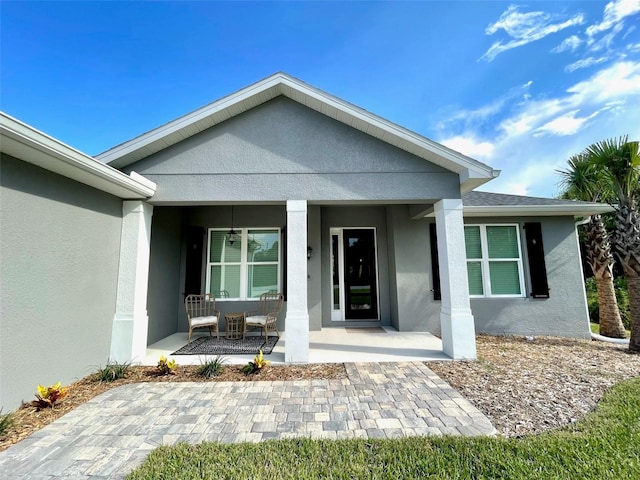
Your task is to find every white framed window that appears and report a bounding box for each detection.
[205,228,281,300]
[464,224,525,298]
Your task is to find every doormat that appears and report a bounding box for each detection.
[345,327,386,333]
[171,335,279,355]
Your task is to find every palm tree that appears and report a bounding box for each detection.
[558,155,626,338]
[582,137,640,351]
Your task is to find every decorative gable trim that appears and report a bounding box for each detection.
[97,73,498,192]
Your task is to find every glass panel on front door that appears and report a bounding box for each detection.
[332,234,341,311]
[343,229,378,319]
[330,228,379,321]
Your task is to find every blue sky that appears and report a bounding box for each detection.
[2,1,639,198]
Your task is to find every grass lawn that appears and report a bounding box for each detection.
[127,378,640,480]
[590,322,631,338]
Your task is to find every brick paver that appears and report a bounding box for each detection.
[0,362,495,479]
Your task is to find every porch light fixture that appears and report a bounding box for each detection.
[307,246,313,260]
[227,206,239,246]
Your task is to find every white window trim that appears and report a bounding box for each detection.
[466,224,526,299]
[205,227,281,301]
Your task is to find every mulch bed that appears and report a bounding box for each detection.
[1,335,638,451]
[429,335,640,437]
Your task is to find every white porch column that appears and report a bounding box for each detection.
[285,200,310,363]
[110,201,154,363]
[434,198,477,360]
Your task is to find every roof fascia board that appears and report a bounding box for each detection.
[1,112,156,199]
[462,204,614,217]
[277,75,496,178]
[460,168,501,193]
[419,203,613,218]
[98,76,284,166]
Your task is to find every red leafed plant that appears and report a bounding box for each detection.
[34,382,68,409]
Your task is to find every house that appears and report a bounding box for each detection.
[0,73,611,410]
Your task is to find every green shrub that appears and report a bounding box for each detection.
[197,356,227,378]
[95,360,132,382]
[585,277,630,330]
[0,408,13,436]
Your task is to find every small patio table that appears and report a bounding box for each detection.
[225,312,245,340]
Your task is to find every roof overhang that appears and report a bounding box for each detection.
[1,112,156,199]
[98,73,499,192]
[411,201,614,220]
[462,204,615,218]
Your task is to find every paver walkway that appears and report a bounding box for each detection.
[0,362,495,479]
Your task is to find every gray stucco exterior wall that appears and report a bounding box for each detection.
[307,205,322,331]
[0,154,123,410]
[146,207,183,344]
[386,206,440,332]
[122,97,460,204]
[467,216,590,338]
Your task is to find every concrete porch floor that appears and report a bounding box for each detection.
[143,327,449,365]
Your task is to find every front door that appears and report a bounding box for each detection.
[330,228,379,321]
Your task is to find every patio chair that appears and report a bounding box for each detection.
[245,292,283,339]
[184,293,220,343]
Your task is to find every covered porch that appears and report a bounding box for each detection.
[110,198,477,367]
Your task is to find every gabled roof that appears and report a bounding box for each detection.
[98,72,499,193]
[0,112,156,199]
[462,191,613,217]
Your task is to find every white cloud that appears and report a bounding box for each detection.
[552,35,583,53]
[547,1,638,72]
[481,161,561,197]
[567,60,640,102]
[436,61,640,198]
[586,0,640,37]
[481,6,585,61]
[565,56,609,72]
[497,61,640,137]
[436,81,533,133]
[534,110,600,137]
[588,21,625,51]
[499,99,564,136]
[439,135,495,160]
[623,24,637,39]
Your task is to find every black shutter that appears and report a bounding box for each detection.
[281,226,287,301]
[184,226,205,297]
[524,223,550,298]
[429,223,442,301]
